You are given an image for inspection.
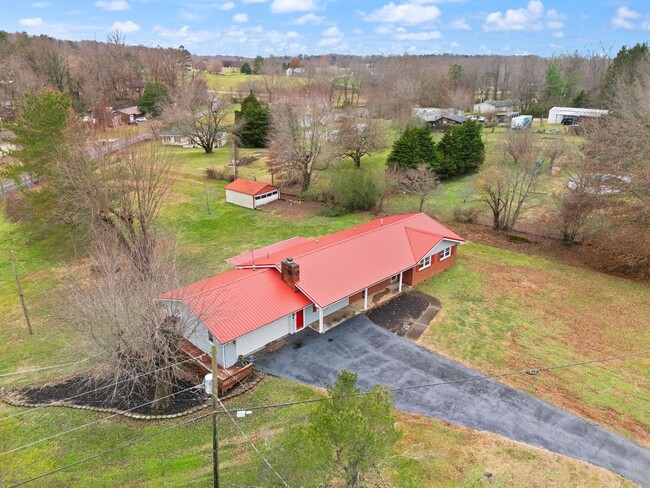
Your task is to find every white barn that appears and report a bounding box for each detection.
[224,179,280,209]
[547,107,608,124]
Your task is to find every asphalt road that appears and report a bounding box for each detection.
[255,315,650,487]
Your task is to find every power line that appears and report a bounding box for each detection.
[1,384,202,457]
[216,349,650,416]
[217,398,289,488]
[0,352,105,378]
[0,352,208,422]
[9,411,212,487]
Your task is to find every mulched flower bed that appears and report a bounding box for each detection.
[365,291,441,340]
[14,375,207,416]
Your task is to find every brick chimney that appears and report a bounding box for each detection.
[281,257,300,290]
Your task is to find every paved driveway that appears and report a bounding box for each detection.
[255,315,650,487]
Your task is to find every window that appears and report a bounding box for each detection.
[207,331,214,343]
[418,255,431,270]
[390,275,398,283]
[439,247,451,260]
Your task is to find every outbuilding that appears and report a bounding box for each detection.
[547,107,608,124]
[224,178,280,209]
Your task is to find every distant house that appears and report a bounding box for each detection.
[160,126,227,148]
[160,213,465,367]
[473,100,518,114]
[224,178,280,209]
[286,67,306,76]
[413,107,464,124]
[547,107,608,125]
[89,105,122,128]
[115,106,145,124]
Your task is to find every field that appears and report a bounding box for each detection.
[1,129,648,486]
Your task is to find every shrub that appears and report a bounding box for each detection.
[204,167,234,182]
[325,168,379,212]
[2,191,34,223]
[452,205,480,223]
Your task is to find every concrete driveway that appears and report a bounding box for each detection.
[255,315,650,487]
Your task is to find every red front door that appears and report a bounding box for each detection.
[296,309,304,330]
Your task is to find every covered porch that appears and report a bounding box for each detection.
[309,280,413,333]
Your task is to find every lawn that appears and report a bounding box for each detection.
[416,242,650,447]
[1,135,648,486]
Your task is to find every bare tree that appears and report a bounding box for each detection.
[557,160,599,243]
[395,164,440,212]
[65,236,201,410]
[169,81,230,154]
[476,130,544,230]
[335,114,385,168]
[267,88,337,193]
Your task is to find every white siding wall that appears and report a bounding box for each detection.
[304,297,349,326]
[235,315,292,361]
[225,189,254,209]
[253,191,280,207]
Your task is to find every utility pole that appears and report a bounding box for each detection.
[211,343,219,488]
[10,250,33,335]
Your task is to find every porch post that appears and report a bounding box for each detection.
[363,288,368,310]
[398,272,403,292]
[318,307,324,333]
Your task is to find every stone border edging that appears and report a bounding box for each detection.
[0,373,267,420]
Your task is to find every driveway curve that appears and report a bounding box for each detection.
[255,315,650,487]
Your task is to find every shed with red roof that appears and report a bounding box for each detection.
[224,178,279,209]
[160,213,465,367]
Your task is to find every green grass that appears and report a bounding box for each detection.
[0,134,647,486]
[417,242,650,445]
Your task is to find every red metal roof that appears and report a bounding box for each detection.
[235,213,465,307]
[227,237,312,266]
[224,178,278,196]
[160,268,310,344]
[161,213,464,343]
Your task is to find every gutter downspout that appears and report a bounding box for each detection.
[318,307,324,333]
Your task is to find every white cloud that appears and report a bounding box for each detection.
[549,43,562,49]
[19,17,43,27]
[293,13,323,24]
[450,41,460,48]
[319,37,341,46]
[242,0,268,2]
[95,0,130,11]
[32,2,49,7]
[393,30,441,40]
[219,2,235,10]
[552,31,564,38]
[233,13,249,22]
[612,6,641,30]
[322,26,343,37]
[483,1,564,32]
[270,0,316,13]
[112,20,140,32]
[152,25,222,46]
[449,19,470,30]
[352,28,363,35]
[365,2,441,24]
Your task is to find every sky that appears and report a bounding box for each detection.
[1,0,649,57]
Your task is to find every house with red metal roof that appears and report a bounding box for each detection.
[161,213,465,367]
[224,178,279,209]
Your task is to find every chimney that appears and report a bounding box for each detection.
[281,257,300,290]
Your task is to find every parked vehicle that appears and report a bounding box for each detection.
[135,116,147,123]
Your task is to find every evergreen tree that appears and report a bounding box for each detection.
[137,81,171,117]
[436,120,485,179]
[235,92,269,148]
[240,62,252,75]
[253,55,264,74]
[601,43,649,107]
[386,126,438,171]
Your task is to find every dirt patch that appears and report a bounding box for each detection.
[366,291,440,340]
[261,196,323,220]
